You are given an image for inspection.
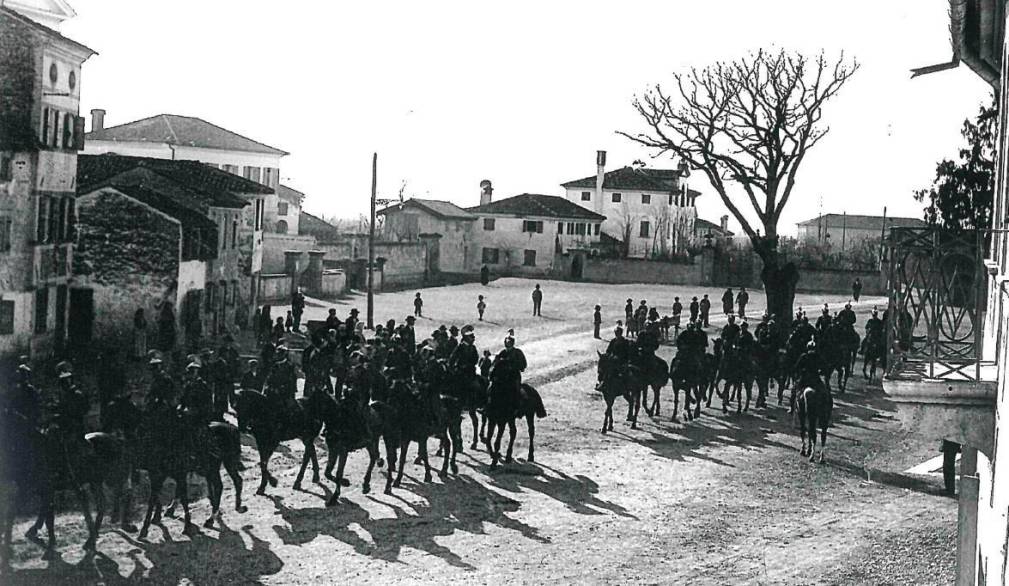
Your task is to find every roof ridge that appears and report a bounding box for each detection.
[175,114,288,155]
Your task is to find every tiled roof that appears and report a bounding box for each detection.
[467,193,607,221]
[561,166,684,192]
[78,154,267,210]
[694,218,734,237]
[278,184,305,205]
[796,214,926,230]
[78,153,270,203]
[85,114,288,155]
[299,211,342,244]
[91,185,219,230]
[0,5,95,56]
[377,198,476,220]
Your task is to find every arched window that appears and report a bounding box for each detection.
[276,220,288,234]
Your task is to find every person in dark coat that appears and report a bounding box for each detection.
[325,308,341,331]
[181,362,213,425]
[52,364,90,458]
[414,292,424,317]
[532,284,543,316]
[720,315,741,347]
[491,335,527,403]
[593,305,602,339]
[852,278,863,302]
[605,326,631,363]
[699,294,711,327]
[736,287,749,319]
[624,299,634,323]
[721,288,734,317]
[157,302,177,352]
[147,353,176,408]
[402,315,417,354]
[291,287,306,332]
[6,361,41,428]
[241,359,264,392]
[480,265,490,286]
[266,346,299,426]
[688,297,699,322]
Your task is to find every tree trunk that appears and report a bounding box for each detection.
[755,241,799,338]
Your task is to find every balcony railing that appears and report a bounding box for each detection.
[885,227,985,381]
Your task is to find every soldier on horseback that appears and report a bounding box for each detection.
[385,335,413,381]
[265,346,299,429]
[838,303,856,328]
[342,350,374,439]
[794,340,825,394]
[50,362,90,465]
[181,362,213,426]
[720,314,741,347]
[491,334,527,409]
[815,305,832,334]
[5,359,41,428]
[449,325,481,405]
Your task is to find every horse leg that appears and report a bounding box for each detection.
[204,466,223,529]
[526,414,536,463]
[449,422,461,475]
[294,443,312,491]
[0,485,13,574]
[420,440,434,483]
[77,485,98,552]
[492,423,506,469]
[41,499,56,560]
[255,444,272,496]
[363,441,378,494]
[654,385,662,417]
[469,410,480,450]
[384,439,396,495]
[807,412,818,462]
[178,477,197,536]
[326,452,347,507]
[602,400,611,434]
[223,456,247,514]
[138,475,161,540]
[394,441,408,488]
[504,419,517,463]
[642,385,652,417]
[672,386,680,422]
[438,433,451,478]
[744,382,752,412]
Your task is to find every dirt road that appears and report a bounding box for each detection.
[7,279,954,585]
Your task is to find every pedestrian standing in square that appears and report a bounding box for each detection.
[722,288,734,317]
[414,292,423,317]
[689,296,699,322]
[673,297,683,336]
[291,287,306,332]
[477,295,487,321]
[736,287,749,319]
[532,284,543,316]
[624,299,634,323]
[699,294,711,327]
[852,277,863,302]
[285,311,294,333]
[593,305,602,339]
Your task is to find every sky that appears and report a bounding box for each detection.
[60,0,992,236]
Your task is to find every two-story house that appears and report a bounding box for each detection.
[561,151,699,258]
[76,154,270,343]
[81,115,283,318]
[0,5,94,363]
[378,197,476,274]
[466,192,605,276]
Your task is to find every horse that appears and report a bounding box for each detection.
[483,379,547,469]
[717,342,755,413]
[796,385,833,463]
[752,341,781,409]
[595,352,639,433]
[417,358,465,476]
[639,354,670,418]
[389,379,452,487]
[313,390,396,505]
[134,407,246,540]
[668,351,705,421]
[234,389,324,496]
[818,324,853,393]
[861,327,885,382]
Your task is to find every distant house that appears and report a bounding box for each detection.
[466,192,605,275]
[275,184,305,235]
[378,197,476,273]
[693,215,734,246]
[299,211,343,245]
[796,213,925,248]
[561,151,699,257]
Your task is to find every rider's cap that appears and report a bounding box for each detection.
[350,308,359,314]
[58,370,72,379]
[461,324,475,334]
[614,326,624,334]
[186,362,202,370]
[148,356,163,365]
[17,363,31,373]
[276,345,288,353]
[405,315,415,322]
[449,325,459,333]
[248,358,259,365]
[17,354,29,365]
[807,340,816,349]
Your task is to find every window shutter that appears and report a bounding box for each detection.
[41,107,50,145]
[73,116,86,150]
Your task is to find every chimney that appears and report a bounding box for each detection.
[720,215,729,232]
[479,179,493,206]
[594,150,606,214]
[90,108,106,132]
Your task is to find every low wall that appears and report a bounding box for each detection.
[261,233,318,274]
[581,256,704,285]
[374,241,427,287]
[796,267,884,296]
[319,270,346,298]
[258,273,292,302]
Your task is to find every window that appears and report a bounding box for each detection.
[557,222,564,234]
[0,152,11,181]
[222,164,239,175]
[254,199,264,230]
[641,194,651,205]
[0,299,13,335]
[276,220,288,233]
[0,216,10,251]
[63,112,72,148]
[232,220,238,248]
[278,202,289,216]
[483,218,496,231]
[72,115,85,150]
[244,166,261,183]
[41,107,49,144]
[576,223,586,235]
[34,288,48,334]
[594,223,600,236]
[524,249,536,266]
[612,193,622,203]
[47,196,59,243]
[231,280,240,307]
[205,282,215,312]
[669,194,674,205]
[51,109,59,147]
[263,167,274,187]
[36,196,48,243]
[639,220,650,238]
[220,280,229,305]
[581,192,591,201]
[481,247,499,264]
[567,223,574,235]
[522,220,544,233]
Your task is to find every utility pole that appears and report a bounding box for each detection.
[841,210,847,252]
[367,153,377,330]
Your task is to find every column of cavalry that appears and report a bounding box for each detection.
[0,311,546,570]
[595,298,887,460]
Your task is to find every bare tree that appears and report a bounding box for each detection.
[620,49,858,329]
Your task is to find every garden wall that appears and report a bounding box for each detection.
[796,267,884,296]
[581,256,704,285]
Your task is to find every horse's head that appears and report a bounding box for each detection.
[233,389,262,432]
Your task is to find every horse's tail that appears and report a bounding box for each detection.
[523,384,547,418]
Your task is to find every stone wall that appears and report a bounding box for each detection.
[579,256,704,285]
[795,267,884,296]
[320,270,346,297]
[258,273,292,303]
[261,232,318,273]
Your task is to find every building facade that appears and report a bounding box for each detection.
[561,151,698,258]
[466,192,605,276]
[0,6,94,364]
[797,213,925,248]
[378,197,476,274]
